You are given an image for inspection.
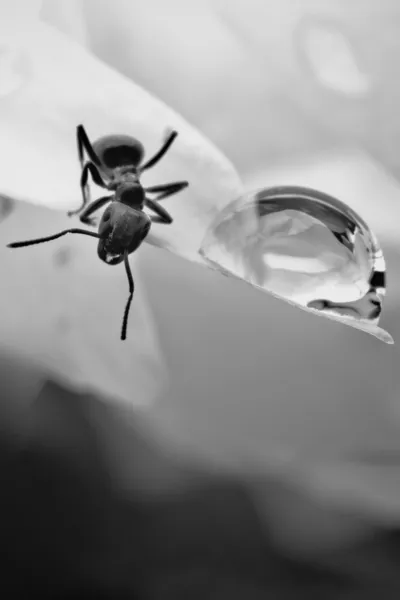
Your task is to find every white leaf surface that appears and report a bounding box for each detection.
[0,15,243,404]
[0,16,243,263]
[1,197,165,406]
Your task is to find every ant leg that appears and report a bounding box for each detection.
[7,228,102,249]
[121,251,135,341]
[145,197,173,224]
[144,182,188,223]
[79,195,113,226]
[77,124,102,168]
[140,130,178,171]
[68,162,109,217]
[144,182,187,222]
[84,162,108,189]
[145,181,188,199]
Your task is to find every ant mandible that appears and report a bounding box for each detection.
[7,125,189,341]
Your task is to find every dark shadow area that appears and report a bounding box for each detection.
[0,378,399,598]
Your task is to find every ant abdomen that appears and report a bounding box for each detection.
[93,134,145,170]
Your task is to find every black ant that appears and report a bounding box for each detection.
[7,125,189,341]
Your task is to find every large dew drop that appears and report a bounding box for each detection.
[199,186,393,344]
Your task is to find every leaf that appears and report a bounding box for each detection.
[0,17,243,263]
[0,17,243,404]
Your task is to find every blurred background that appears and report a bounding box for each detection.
[2,0,400,597]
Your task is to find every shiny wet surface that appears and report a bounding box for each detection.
[200,185,392,343]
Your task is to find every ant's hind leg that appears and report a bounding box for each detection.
[140,130,178,171]
[83,163,108,189]
[77,124,102,168]
[145,197,173,224]
[79,195,113,226]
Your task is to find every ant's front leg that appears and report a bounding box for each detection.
[68,162,109,217]
[145,181,188,200]
[145,197,173,224]
[79,195,113,226]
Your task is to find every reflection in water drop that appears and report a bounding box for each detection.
[199,186,393,344]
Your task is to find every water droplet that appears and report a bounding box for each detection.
[199,186,393,344]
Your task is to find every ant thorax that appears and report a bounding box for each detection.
[108,168,140,191]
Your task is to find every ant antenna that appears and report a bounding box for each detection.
[7,228,102,248]
[121,250,134,341]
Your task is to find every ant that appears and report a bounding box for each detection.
[7,125,189,341]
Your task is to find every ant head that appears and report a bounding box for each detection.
[115,182,145,209]
[97,204,126,265]
[97,201,150,266]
